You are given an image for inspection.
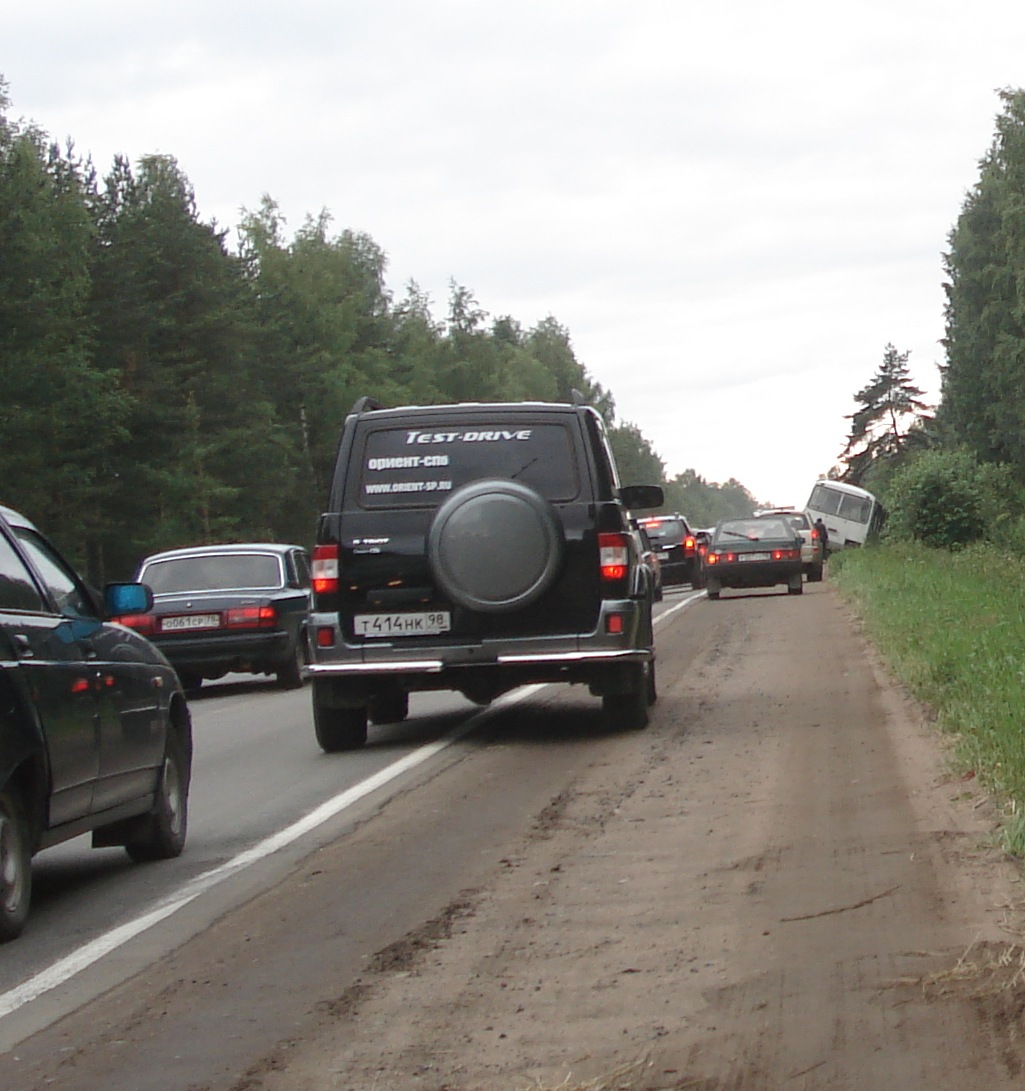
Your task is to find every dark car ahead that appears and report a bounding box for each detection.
[634,524,664,602]
[119,544,312,692]
[0,505,192,941]
[703,516,804,600]
[636,513,700,588]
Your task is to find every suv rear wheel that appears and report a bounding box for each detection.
[314,702,369,752]
[602,660,654,731]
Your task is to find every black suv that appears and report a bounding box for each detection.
[0,505,192,941]
[636,513,700,588]
[307,396,663,750]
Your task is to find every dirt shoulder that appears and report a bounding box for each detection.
[5,582,1025,1090]
[250,583,1025,1090]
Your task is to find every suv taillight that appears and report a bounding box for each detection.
[313,544,340,594]
[598,532,630,581]
[683,535,696,556]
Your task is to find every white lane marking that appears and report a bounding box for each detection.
[2,593,701,1020]
[0,684,546,1021]
[653,589,705,628]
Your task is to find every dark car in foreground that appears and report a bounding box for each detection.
[0,505,192,941]
[308,395,663,749]
[637,513,700,588]
[703,516,804,600]
[119,544,312,691]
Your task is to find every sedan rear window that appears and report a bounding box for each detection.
[717,518,791,542]
[358,423,580,507]
[142,554,283,593]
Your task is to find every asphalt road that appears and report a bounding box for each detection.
[0,586,704,1059]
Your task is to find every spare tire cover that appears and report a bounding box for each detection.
[427,479,564,613]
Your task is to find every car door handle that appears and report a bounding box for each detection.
[11,633,33,657]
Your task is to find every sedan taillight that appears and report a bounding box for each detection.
[226,605,277,629]
[312,544,340,594]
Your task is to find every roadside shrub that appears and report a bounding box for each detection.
[825,547,850,575]
[883,448,1013,549]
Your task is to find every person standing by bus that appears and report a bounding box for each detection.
[814,517,829,556]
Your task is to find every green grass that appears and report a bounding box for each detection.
[833,542,1025,854]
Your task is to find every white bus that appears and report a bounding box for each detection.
[805,480,882,552]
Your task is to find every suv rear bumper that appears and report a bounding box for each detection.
[307,598,651,679]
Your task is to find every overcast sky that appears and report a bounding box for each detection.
[5,1,1021,506]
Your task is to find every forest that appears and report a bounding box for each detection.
[0,78,754,583]
[836,89,1025,550]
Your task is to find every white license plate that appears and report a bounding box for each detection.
[738,552,771,562]
[657,551,670,560]
[161,613,221,631]
[355,611,452,638]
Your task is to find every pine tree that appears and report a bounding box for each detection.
[840,344,932,484]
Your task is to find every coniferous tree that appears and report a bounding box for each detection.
[90,154,263,574]
[608,422,665,487]
[239,200,395,519]
[0,83,124,567]
[840,344,932,485]
[940,89,1025,477]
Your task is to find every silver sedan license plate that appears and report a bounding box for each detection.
[355,611,451,638]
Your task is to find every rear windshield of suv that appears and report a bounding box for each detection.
[640,518,687,545]
[142,554,283,593]
[357,423,580,507]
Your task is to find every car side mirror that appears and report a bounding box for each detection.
[621,484,664,510]
[105,582,154,617]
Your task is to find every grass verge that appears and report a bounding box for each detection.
[832,541,1025,854]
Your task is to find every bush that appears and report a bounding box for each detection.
[883,448,1014,549]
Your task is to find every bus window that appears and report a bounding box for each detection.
[838,493,872,524]
[808,483,842,516]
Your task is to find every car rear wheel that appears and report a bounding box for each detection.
[788,575,803,595]
[808,562,824,582]
[277,634,307,689]
[314,703,368,752]
[705,577,721,600]
[126,729,190,863]
[0,787,31,943]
